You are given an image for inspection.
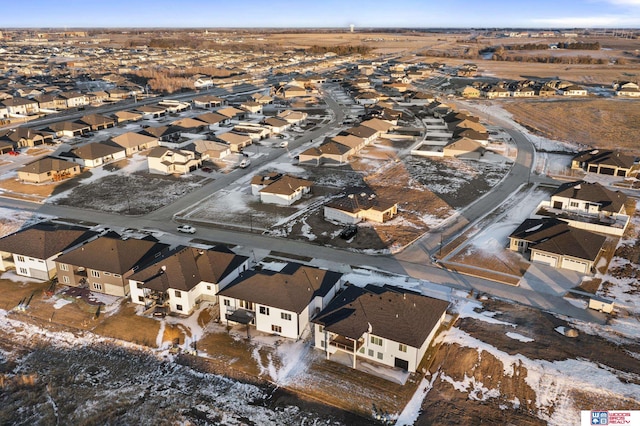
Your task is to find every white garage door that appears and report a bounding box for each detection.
[532,251,558,268]
[561,257,589,274]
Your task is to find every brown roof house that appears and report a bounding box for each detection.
[18,156,81,183]
[0,127,54,148]
[110,132,159,156]
[55,235,170,297]
[571,150,635,177]
[193,139,231,160]
[59,142,126,168]
[313,284,449,373]
[0,222,98,280]
[299,140,353,165]
[443,137,486,159]
[129,245,250,316]
[218,263,343,339]
[324,188,398,224]
[255,174,313,206]
[77,113,116,131]
[215,131,252,152]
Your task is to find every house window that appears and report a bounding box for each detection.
[271,325,282,333]
[104,272,111,276]
[259,306,270,315]
[113,274,121,278]
[281,312,292,321]
[91,270,100,278]
[17,255,25,262]
[93,282,102,291]
[320,340,325,348]
[399,344,407,353]
[318,325,324,333]
[137,282,143,289]
[175,290,181,298]
[176,304,183,311]
[370,336,382,346]
[206,285,211,291]
[19,267,28,275]
[62,276,70,284]
[359,346,365,354]
[223,299,230,306]
[570,201,579,208]
[59,264,68,271]
[138,296,144,302]
[368,349,374,357]
[377,352,383,360]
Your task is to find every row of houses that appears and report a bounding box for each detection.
[0,221,450,374]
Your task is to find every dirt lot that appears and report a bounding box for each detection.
[418,299,640,425]
[502,98,640,152]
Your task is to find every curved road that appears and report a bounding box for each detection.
[0,86,604,323]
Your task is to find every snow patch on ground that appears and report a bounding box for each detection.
[505,332,534,343]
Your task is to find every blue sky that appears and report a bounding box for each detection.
[1,0,639,28]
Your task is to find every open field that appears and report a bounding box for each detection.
[502,98,640,151]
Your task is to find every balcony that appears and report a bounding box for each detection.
[225,308,255,325]
[329,335,363,352]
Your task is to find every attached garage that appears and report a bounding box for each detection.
[531,251,558,268]
[561,257,590,273]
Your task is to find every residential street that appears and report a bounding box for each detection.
[0,85,606,324]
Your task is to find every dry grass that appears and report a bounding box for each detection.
[91,303,160,347]
[450,249,530,277]
[503,99,640,152]
[0,177,64,198]
[196,329,262,377]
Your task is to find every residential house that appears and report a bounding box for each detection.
[257,174,313,205]
[193,139,231,160]
[614,81,640,97]
[55,235,170,297]
[45,121,91,138]
[170,118,207,133]
[313,284,449,373]
[277,110,307,125]
[147,146,202,175]
[240,101,263,114]
[193,95,225,109]
[59,142,126,168]
[110,132,159,156]
[562,85,588,96]
[511,87,535,97]
[1,97,39,116]
[331,134,366,152]
[232,124,270,141]
[77,113,116,131]
[129,245,250,316]
[460,86,481,98]
[550,181,628,219]
[194,112,229,129]
[107,89,130,100]
[571,149,635,177]
[484,86,510,99]
[134,105,167,119]
[0,141,13,154]
[18,156,81,183]
[218,263,343,339]
[521,222,606,273]
[299,141,352,165]
[140,125,185,144]
[262,117,290,134]
[0,127,53,148]
[113,110,143,123]
[57,92,88,108]
[216,106,246,121]
[0,222,98,280]
[443,137,485,159]
[537,85,557,97]
[345,125,379,145]
[250,172,283,195]
[215,131,252,152]
[324,188,398,224]
[251,93,273,105]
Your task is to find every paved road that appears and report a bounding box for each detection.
[0,84,606,324]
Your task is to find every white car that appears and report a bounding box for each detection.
[239,158,251,168]
[279,140,289,148]
[176,225,196,234]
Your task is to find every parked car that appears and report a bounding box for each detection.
[239,158,251,168]
[339,225,358,240]
[201,167,213,173]
[8,150,19,156]
[176,225,196,234]
[279,140,288,148]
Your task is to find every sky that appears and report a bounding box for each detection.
[1,0,640,28]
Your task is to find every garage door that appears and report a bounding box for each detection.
[394,357,409,371]
[561,257,589,273]
[532,251,558,268]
